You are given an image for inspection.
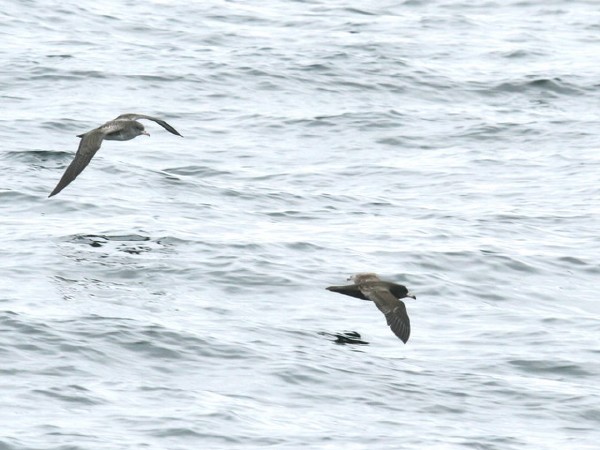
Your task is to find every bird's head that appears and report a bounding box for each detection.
[392,284,416,300]
[134,122,150,137]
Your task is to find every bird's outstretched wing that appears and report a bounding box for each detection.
[115,113,183,137]
[359,284,411,343]
[48,128,108,197]
[326,284,369,300]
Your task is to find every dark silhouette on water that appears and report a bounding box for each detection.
[48,113,182,197]
[326,273,416,343]
[318,331,369,345]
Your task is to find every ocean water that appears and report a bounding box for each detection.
[1,0,599,449]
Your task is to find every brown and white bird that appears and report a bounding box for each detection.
[48,113,182,197]
[326,273,416,343]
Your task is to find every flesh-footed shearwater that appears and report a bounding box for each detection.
[326,273,416,343]
[48,113,182,197]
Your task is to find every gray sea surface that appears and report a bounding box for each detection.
[1,1,599,449]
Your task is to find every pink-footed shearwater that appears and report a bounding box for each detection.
[326,273,416,343]
[48,113,183,197]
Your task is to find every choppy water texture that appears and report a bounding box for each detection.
[1,1,599,449]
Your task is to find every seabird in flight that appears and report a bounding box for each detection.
[326,273,416,343]
[48,113,182,197]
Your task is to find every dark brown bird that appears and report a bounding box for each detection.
[48,113,183,197]
[326,273,416,343]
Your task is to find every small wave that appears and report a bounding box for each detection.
[62,233,176,255]
[508,359,593,377]
[164,165,231,178]
[67,234,151,244]
[492,77,583,95]
[498,49,547,59]
[342,7,377,16]
[31,385,105,406]
[1,149,72,163]
[28,68,108,81]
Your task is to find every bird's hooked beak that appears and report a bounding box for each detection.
[406,291,416,300]
[142,131,150,137]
